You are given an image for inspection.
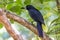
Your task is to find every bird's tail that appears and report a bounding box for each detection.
[37,22,43,37]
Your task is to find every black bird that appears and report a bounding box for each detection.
[21,5,45,37]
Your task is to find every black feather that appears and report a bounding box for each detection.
[22,5,45,37]
[26,5,44,37]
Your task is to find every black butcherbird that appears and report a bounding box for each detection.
[21,5,45,37]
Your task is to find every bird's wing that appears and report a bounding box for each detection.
[32,9,44,24]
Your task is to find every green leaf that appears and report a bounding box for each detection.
[39,0,43,4]
[0,5,4,8]
[6,3,14,9]
[24,0,31,5]
[10,5,22,15]
[10,19,14,24]
[50,17,60,25]
[16,0,23,6]
[9,0,14,2]
[44,0,50,2]
[0,23,3,29]
[47,23,60,34]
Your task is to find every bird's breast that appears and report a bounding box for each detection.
[28,10,39,22]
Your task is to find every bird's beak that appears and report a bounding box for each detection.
[21,7,25,9]
[21,7,26,9]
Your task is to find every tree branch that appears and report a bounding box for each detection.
[56,0,60,13]
[4,10,52,40]
[0,9,23,40]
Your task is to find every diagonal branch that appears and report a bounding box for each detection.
[0,9,23,40]
[56,0,60,13]
[4,10,52,40]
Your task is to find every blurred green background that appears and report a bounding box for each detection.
[0,0,60,40]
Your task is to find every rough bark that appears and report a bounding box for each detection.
[0,9,23,40]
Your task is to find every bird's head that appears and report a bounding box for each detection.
[26,5,35,10]
[21,5,35,10]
